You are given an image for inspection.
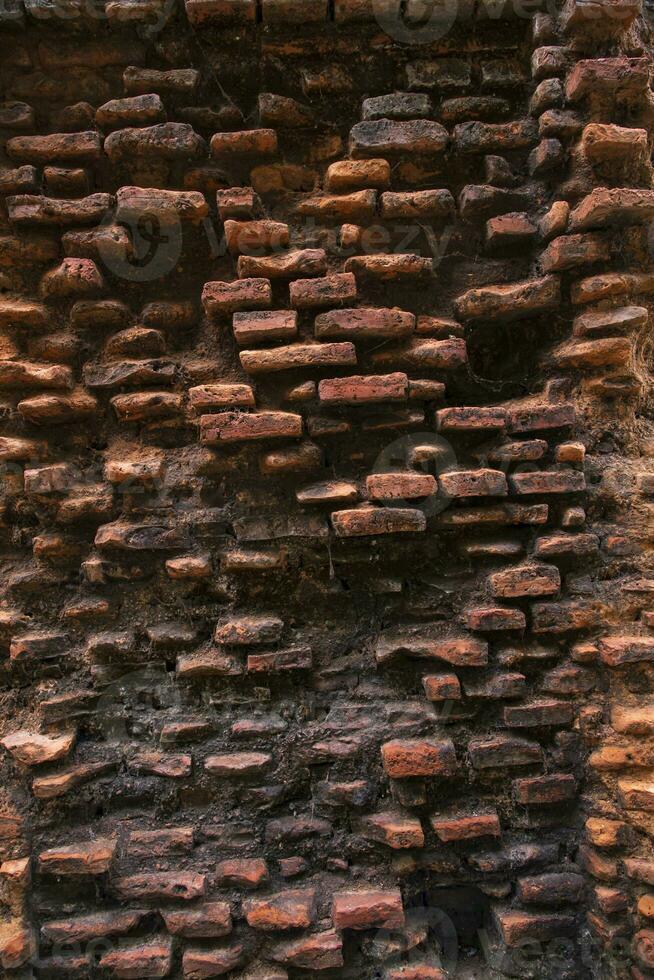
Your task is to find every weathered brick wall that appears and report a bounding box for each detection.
[1,0,654,977]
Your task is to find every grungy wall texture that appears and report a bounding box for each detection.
[1,0,654,977]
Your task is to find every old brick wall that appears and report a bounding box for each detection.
[1,0,654,977]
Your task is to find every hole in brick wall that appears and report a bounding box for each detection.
[423,884,492,950]
[465,318,563,391]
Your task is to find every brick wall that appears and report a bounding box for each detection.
[0,0,653,977]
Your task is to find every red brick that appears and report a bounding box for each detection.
[513,773,577,804]
[216,859,269,889]
[490,563,560,598]
[504,700,574,728]
[289,272,356,308]
[440,469,507,498]
[510,470,585,495]
[331,508,426,536]
[238,248,326,280]
[202,278,272,316]
[162,902,232,937]
[39,840,116,876]
[244,889,316,931]
[200,411,302,444]
[381,739,456,778]
[325,158,390,191]
[357,811,425,849]
[436,406,506,431]
[211,129,277,156]
[318,373,407,405]
[455,275,560,323]
[349,119,448,157]
[182,945,245,979]
[315,307,414,340]
[99,941,172,979]
[271,930,343,971]
[240,342,356,374]
[232,310,297,345]
[430,812,500,841]
[367,472,436,500]
[332,889,405,930]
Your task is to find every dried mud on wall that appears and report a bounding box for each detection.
[2,0,654,978]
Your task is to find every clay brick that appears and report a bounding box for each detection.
[211,129,278,156]
[116,186,208,225]
[573,305,647,337]
[380,189,454,219]
[182,946,245,979]
[513,773,577,804]
[247,647,312,672]
[439,469,507,498]
[315,307,415,340]
[232,310,297,345]
[203,279,272,316]
[531,600,604,634]
[41,910,148,945]
[39,840,115,876]
[344,254,432,280]
[325,159,390,191]
[205,752,272,775]
[376,634,487,666]
[200,411,302,444]
[240,342,356,374]
[495,909,575,947]
[430,812,500,841]
[1,731,75,766]
[570,188,654,232]
[468,735,542,769]
[510,470,585,495]
[611,705,654,735]
[455,275,560,323]
[216,859,269,889]
[517,872,584,905]
[99,941,172,979]
[565,57,650,103]
[599,635,654,667]
[454,119,537,153]
[224,219,289,255]
[115,872,206,901]
[289,273,356,309]
[331,508,426,537]
[362,92,432,118]
[319,373,407,405]
[244,889,315,931]
[238,248,327,280]
[271,930,343,971]
[466,607,526,631]
[540,233,609,273]
[422,673,461,701]
[504,700,574,728]
[381,739,456,778]
[7,131,101,164]
[490,563,560,598]
[367,473,436,500]
[298,190,376,221]
[357,811,425,849]
[215,615,282,645]
[332,889,404,930]
[189,384,255,411]
[486,213,537,249]
[349,119,448,157]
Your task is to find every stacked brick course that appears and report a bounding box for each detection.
[1,0,654,977]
